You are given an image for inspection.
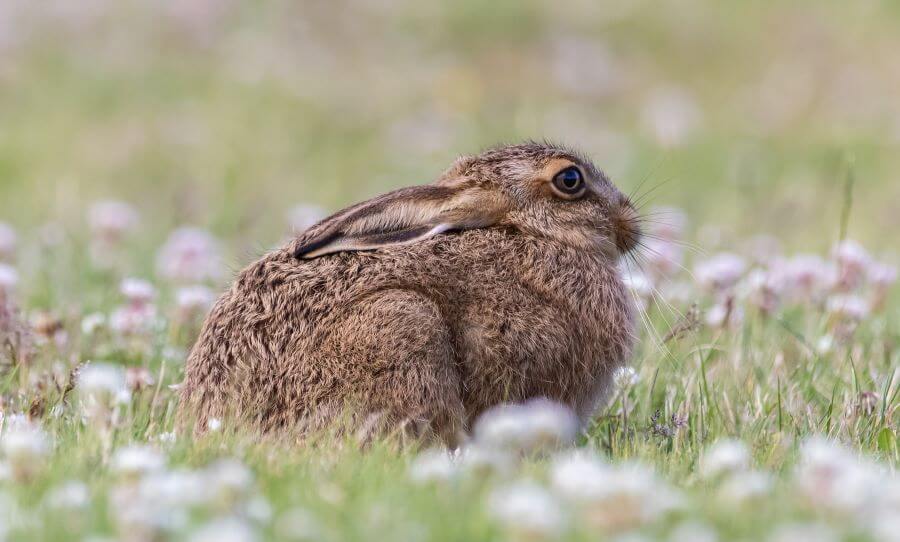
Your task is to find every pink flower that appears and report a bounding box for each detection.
[120,279,157,305]
[88,200,139,243]
[695,253,746,292]
[156,227,223,283]
[777,255,837,302]
[109,304,157,337]
[832,240,871,291]
[175,285,216,319]
[868,261,897,289]
[643,237,683,280]
[826,294,870,321]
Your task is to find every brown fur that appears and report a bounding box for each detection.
[179,142,641,445]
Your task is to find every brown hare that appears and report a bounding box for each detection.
[179,142,642,445]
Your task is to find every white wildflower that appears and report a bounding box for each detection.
[207,418,223,432]
[175,285,216,315]
[670,521,718,542]
[1,422,50,482]
[408,448,457,484]
[205,459,254,507]
[111,445,166,481]
[456,444,515,478]
[88,200,139,241]
[81,312,106,335]
[120,278,156,304]
[45,480,90,510]
[77,362,129,427]
[718,470,774,504]
[474,399,579,454]
[551,453,681,531]
[826,294,870,321]
[613,366,639,390]
[189,517,259,542]
[832,239,871,291]
[695,253,746,292]
[768,522,839,542]
[157,227,223,283]
[794,436,879,515]
[699,439,750,480]
[488,481,567,540]
[0,264,18,294]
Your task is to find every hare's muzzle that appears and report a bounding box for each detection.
[613,198,642,255]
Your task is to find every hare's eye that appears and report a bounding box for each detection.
[551,166,585,198]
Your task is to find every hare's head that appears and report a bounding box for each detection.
[294,142,641,260]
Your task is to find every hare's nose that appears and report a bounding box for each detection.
[613,197,641,255]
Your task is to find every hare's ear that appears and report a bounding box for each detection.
[293,184,509,259]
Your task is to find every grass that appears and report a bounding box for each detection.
[0,1,898,540]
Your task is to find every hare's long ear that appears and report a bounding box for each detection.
[293,184,509,259]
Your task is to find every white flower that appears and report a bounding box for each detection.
[408,448,457,484]
[88,200,139,241]
[1,422,50,481]
[45,480,90,510]
[77,362,129,427]
[109,303,158,336]
[833,239,871,290]
[0,263,18,294]
[669,522,718,542]
[488,481,567,540]
[207,418,223,432]
[622,272,652,298]
[718,470,773,504]
[474,399,579,454]
[549,449,610,501]
[613,366,639,390]
[868,261,898,289]
[81,312,106,335]
[794,436,879,515]
[157,227,223,283]
[111,445,166,480]
[456,444,515,478]
[287,204,327,233]
[699,439,750,480]
[778,254,837,301]
[78,363,128,404]
[826,294,870,321]
[120,278,157,304]
[768,523,839,542]
[695,253,746,292]
[205,459,254,506]
[189,517,259,542]
[175,285,216,315]
[0,222,16,260]
[552,459,681,531]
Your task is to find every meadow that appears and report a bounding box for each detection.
[0,1,898,540]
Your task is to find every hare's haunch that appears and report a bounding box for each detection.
[179,142,642,444]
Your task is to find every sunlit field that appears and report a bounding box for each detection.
[0,1,898,541]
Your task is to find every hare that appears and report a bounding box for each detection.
[179,142,642,445]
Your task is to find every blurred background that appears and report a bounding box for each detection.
[1,0,899,288]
